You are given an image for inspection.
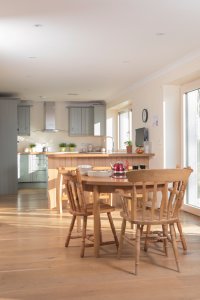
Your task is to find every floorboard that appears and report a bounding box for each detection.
[0,189,200,299]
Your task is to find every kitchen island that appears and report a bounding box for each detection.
[46,152,154,209]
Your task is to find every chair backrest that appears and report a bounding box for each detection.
[62,169,87,214]
[121,168,193,224]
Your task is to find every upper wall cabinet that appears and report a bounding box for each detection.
[94,104,106,136]
[69,107,94,136]
[68,102,106,136]
[17,105,30,136]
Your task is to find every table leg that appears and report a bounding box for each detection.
[56,172,63,214]
[93,185,100,257]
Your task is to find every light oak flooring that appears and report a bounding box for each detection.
[0,188,200,300]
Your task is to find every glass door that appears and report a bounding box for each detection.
[183,89,200,215]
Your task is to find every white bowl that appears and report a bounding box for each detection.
[77,165,92,175]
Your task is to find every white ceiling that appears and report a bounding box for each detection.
[1,0,200,103]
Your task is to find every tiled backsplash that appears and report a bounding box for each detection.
[17,132,104,153]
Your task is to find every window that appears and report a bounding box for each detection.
[118,110,132,150]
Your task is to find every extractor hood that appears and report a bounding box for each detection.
[43,101,59,132]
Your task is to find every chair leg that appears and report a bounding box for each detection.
[118,218,126,258]
[176,220,187,254]
[76,216,82,233]
[144,225,151,252]
[65,215,76,247]
[135,224,141,275]
[162,224,169,256]
[107,212,119,248]
[80,216,87,258]
[99,217,103,245]
[140,225,144,235]
[169,223,180,272]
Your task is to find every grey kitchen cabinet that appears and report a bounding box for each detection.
[18,154,31,182]
[68,104,106,136]
[82,106,94,135]
[94,104,106,136]
[68,107,82,136]
[17,105,30,136]
[69,107,94,136]
[18,154,48,183]
[30,155,48,182]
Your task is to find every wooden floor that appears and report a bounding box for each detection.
[0,188,200,300]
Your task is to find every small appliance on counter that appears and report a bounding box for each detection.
[87,144,93,152]
[111,161,126,178]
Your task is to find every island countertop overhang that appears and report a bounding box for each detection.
[45,152,155,158]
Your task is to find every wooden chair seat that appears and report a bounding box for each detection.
[120,209,179,225]
[69,202,115,216]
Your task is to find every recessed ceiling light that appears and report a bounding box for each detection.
[122,60,129,64]
[39,96,46,99]
[34,24,43,27]
[67,93,79,96]
[156,32,165,36]
[28,56,37,59]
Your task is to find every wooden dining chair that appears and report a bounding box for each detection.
[118,167,193,275]
[144,165,191,254]
[57,166,112,213]
[64,169,119,257]
[173,164,188,253]
[56,167,73,214]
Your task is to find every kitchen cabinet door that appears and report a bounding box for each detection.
[69,107,82,136]
[69,107,94,136]
[94,104,106,136]
[18,154,47,183]
[68,104,106,136]
[81,107,94,135]
[17,106,30,136]
[31,155,48,182]
[18,154,32,182]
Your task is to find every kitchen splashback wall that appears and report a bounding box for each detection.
[17,102,103,152]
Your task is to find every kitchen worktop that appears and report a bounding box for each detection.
[45,152,154,157]
[18,151,154,157]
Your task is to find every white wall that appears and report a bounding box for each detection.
[107,79,165,168]
[163,85,181,168]
[18,102,103,152]
[107,52,200,168]
[131,80,164,168]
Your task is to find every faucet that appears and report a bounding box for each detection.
[104,136,114,153]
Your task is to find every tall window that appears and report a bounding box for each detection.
[184,89,200,213]
[118,110,132,150]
